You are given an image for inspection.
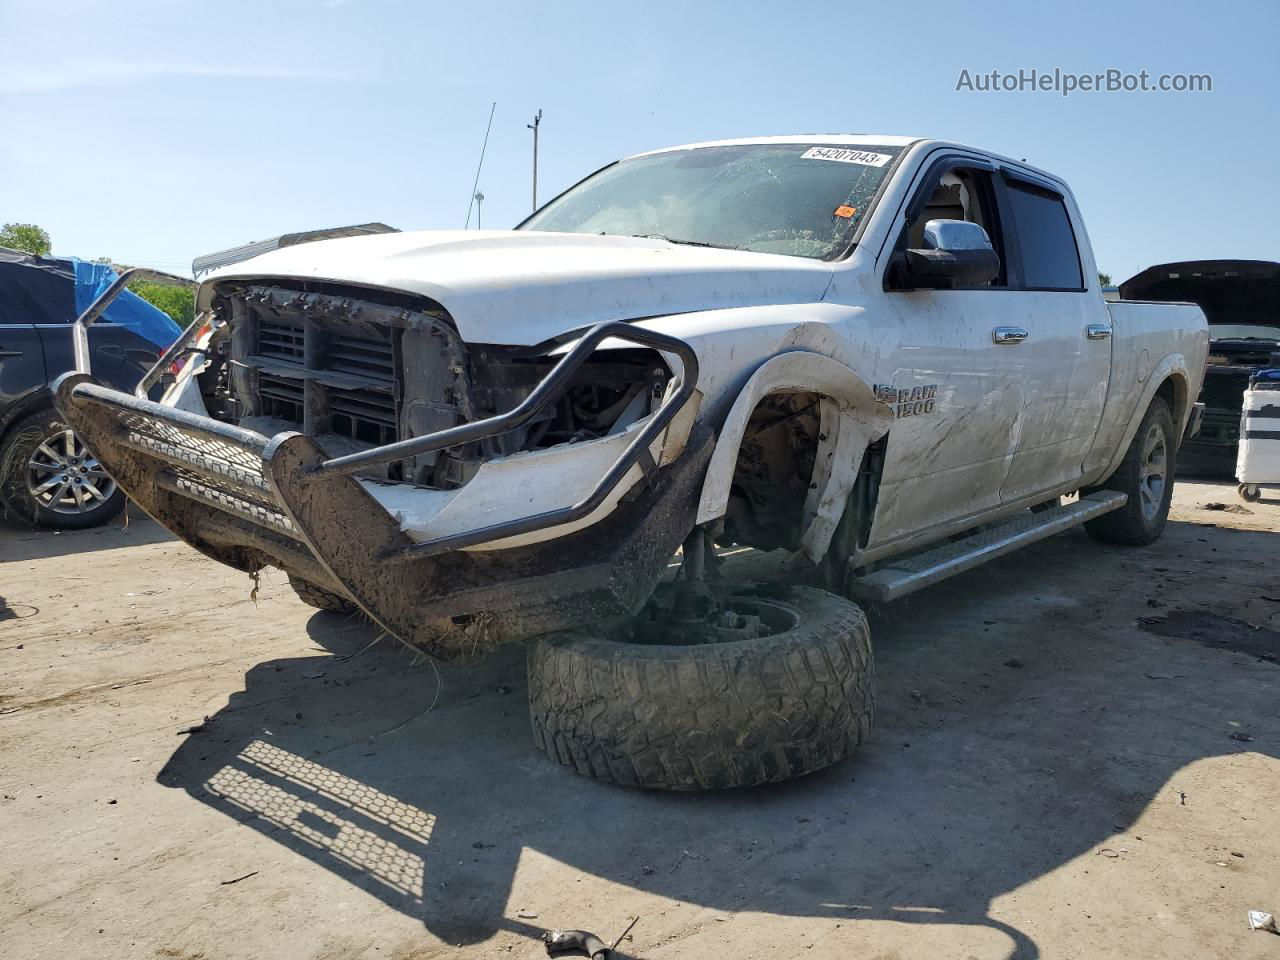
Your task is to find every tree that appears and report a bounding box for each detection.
[1097,271,1113,287]
[89,256,194,326]
[129,281,195,326]
[0,222,51,256]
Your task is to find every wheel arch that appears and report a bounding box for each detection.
[1153,372,1188,440]
[1095,354,1194,482]
[696,351,893,562]
[0,386,54,447]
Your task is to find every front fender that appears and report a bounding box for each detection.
[696,350,893,561]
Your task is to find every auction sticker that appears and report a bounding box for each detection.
[802,147,892,167]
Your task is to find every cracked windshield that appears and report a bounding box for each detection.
[521,142,904,260]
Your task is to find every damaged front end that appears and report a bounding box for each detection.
[54,280,705,655]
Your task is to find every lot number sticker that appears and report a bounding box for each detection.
[802,147,892,167]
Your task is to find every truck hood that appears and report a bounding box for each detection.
[1120,260,1280,339]
[203,230,835,345]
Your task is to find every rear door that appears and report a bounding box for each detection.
[996,173,1111,502]
[0,251,65,416]
[37,321,163,396]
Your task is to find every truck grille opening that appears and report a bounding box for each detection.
[257,373,306,423]
[329,387,398,445]
[328,334,395,380]
[239,304,402,449]
[203,281,475,488]
[258,321,306,363]
[1200,371,1250,413]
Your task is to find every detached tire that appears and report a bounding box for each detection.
[287,575,358,615]
[1084,396,1176,546]
[527,585,874,790]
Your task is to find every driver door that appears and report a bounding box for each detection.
[865,162,1028,544]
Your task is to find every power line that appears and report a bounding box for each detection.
[464,102,496,229]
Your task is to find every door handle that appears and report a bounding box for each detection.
[0,349,22,358]
[1086,323,1112,340]
[992,326,1029,345]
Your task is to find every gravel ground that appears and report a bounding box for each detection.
[2,477,1278,960]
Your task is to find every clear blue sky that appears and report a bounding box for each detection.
[1,0,1275,281]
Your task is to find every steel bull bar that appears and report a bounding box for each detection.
[53,321,706,655]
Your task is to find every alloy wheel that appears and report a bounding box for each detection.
[25,428,117,515]
[1138,423,1167,521]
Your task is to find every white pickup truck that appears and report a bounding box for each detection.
[55,135,1207,790]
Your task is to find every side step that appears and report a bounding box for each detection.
[848,491,1127,604]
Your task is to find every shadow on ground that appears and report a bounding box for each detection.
[0,511,173,563]
[157,517,1280,959]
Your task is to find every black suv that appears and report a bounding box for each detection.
[0,248,179,528]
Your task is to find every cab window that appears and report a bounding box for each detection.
[891,167,1009,288]
[1004,181,1084,290]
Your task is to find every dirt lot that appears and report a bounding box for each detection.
[2,478,1278,960]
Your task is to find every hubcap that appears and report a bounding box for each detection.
[25,428,117,515]
[1138,424,1167,521]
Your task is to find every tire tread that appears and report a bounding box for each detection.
[1084,397,1176,546]
[287,575,358,614]
[527,586,874,790]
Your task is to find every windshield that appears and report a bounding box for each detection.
[520,143,904,260]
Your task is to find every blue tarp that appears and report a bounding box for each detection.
[70,259,182,349]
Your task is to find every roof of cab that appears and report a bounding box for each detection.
[628,134,923,159]
[625,135,1070,193]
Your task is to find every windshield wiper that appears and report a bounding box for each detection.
[630,233,743,251]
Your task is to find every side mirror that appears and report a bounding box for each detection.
[903,219,1000,288]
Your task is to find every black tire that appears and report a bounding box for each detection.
[527,585,875,790]
[0,409,126,530]
[1238,483,1261,503]
[1084,397,1176,546]
[287,575,358,615]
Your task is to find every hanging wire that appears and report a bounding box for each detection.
[464,102,497,229]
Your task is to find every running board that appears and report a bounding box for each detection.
[848,491,1127,604]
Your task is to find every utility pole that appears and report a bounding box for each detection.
[527,109,543,212]
[473,191,484,229]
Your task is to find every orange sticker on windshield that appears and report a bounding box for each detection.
[834,205,856,219]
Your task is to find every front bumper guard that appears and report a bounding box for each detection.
[53,321,704,654]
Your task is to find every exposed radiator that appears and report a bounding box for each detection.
[244,317,401,447]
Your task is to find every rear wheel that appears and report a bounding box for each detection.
[0,409,125,530]
[1084,397,1176,546]
[527,584,875,790]
[1239,483,1261,503]
[287,575,358,615]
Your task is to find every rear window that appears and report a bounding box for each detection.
[1006,182,1084,290]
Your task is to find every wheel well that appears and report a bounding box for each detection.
[1154,374,1188,435]
[0,389,54,449]
[717,391,823,551]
